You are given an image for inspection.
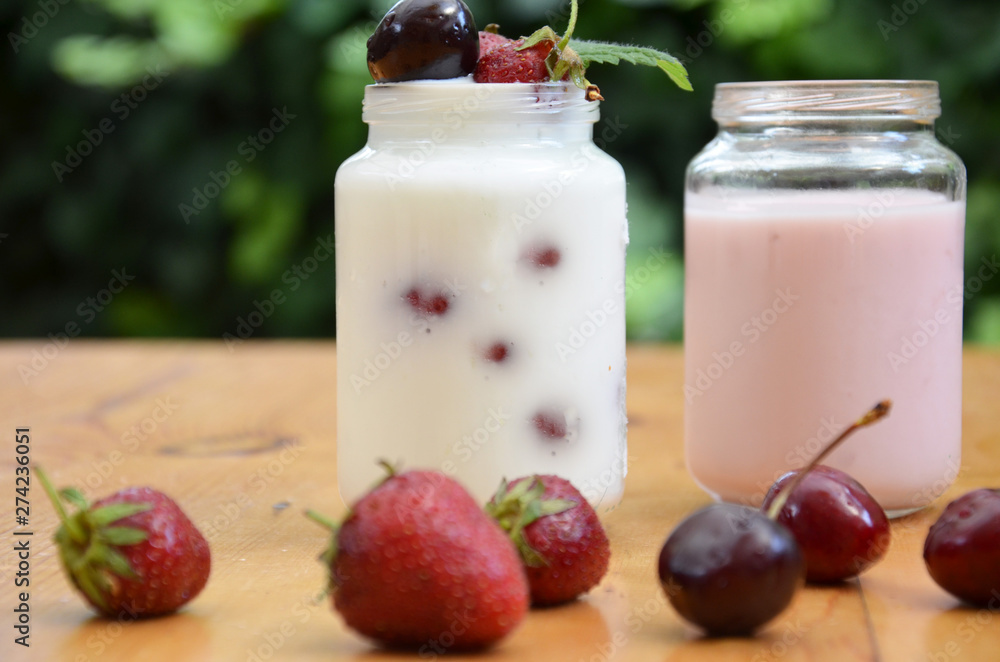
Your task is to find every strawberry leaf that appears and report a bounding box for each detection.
[485,478,577,568]
[569,39,693,91]
[101,526,150,546]
[305,510,341,568]
[103,546,140,579]
[90,502,153,527]
[74,561,111,610]
[60,487,89,510]
[519,26,559,50]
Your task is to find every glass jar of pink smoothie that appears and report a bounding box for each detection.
[335,81,628,511]
[684,80,966,516]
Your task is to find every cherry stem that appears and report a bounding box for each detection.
[35,466,86,543]
[765,400,892,521]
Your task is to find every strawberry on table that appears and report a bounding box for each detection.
[37,468,211,618]
[307,467,529,650]
[486,474,610,606]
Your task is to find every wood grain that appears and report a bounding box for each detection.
[2,341,999,661]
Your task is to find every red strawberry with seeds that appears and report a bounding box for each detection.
[479,28,512,57]
[307,467,528,649]
[474,38,559,84]
[38,468,211,618]
[486,475,610,606]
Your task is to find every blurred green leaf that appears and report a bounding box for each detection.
[716,0,833,44]
[969,297,1000,344]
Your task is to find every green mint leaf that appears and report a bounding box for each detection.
[569,39,693,91]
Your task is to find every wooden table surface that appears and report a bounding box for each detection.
[2,342,999,662]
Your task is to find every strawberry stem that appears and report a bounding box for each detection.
[305,509,338,531]
[765,400,892,521]
[35,466,86,543]
[558,0,579,52]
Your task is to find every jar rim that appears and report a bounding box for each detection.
[362,80,600,124]
[712,80,941,123]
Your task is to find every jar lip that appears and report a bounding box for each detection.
[362,80,600,123]
[712,80,941,122]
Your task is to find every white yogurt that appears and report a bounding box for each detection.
[335,82,628,510]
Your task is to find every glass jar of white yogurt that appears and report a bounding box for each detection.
[335,81,628,511]
[684,80,967,516]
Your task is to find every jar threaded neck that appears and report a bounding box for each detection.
[712,80,941,124]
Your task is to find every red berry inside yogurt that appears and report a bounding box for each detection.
[404,287,451,316]
[533,411,568,440]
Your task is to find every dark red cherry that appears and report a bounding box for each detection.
[658,503,805,636]
[924,488,1000,606]
[367,0,479,83]
[762,465,890,583]
[658,401,892,637]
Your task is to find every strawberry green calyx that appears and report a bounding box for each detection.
[515,0,691,99]
[36,467,151,611]
[486,477,576,567]
[305,509,341,570]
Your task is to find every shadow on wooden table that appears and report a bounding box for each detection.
[57,612,211,662]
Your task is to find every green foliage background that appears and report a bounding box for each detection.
[3,0,999,342]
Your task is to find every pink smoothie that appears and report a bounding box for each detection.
[684,190,965,514]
